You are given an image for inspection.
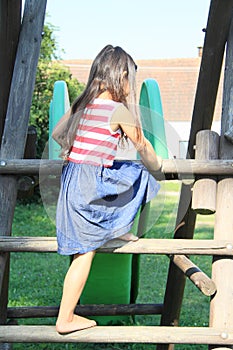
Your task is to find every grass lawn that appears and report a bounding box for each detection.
[9,180,214,350]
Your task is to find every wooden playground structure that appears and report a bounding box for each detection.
[1,0,233,348]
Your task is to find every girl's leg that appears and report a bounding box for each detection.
[56,250,96,334]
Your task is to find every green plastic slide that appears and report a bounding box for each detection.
[136,78,169,234]
[49,80,70,159]
[139,78,168,159]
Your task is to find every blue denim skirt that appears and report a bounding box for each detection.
[56,161,160,255]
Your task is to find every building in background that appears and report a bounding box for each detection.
[61,49,223,158]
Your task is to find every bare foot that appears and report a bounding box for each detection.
[56,314,97,334]
[118,233,139,241]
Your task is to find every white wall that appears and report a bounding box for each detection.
[165,121,221,159]
[116,120,221,160]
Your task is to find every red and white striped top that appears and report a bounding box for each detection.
[68,99,122,167]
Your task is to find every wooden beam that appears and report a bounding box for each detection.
[187,0,233,159]
[0,254,7,292]
[0,0,47,330]
[0,0,21,141]
[0,253,9,324]
[219,17,233,160]
[0,159,233,176]
[0,326,233,345]
[209,180,233,350]
[7,304,163,319]
[0,0,47,159]
[159,184,196,331]
[191,130,219,215]
[1,237,233,255]
[158,2,233,348]
[209,14,233,350]
[170,255,216,296]
[0,0,21,330]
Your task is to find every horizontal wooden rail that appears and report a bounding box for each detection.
[0,159,233,176]
[1,237,233,255]
[7,303,163,319]
[0,325,233,344]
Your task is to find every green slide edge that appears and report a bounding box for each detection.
[49,80,70,159]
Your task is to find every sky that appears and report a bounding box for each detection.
[44,0,211,61]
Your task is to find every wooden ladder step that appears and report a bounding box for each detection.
[0,325,233,345]
[1,237,233,255]
[1,158,233,176]
[7,304,163,318]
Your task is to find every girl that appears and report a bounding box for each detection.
[52,45,162,334]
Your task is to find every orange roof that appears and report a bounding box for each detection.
[61,57,223,122]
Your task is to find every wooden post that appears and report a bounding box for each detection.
[0,159,233,176]
[192,130,219,214]
[24,126,37,159]
[0,0,21,141]
[0,0,47,331]
[17,126,38,199]
[158,1,233,349]
[0,1,21,336]
[170,255,216,297]
[209,12,233,350]
[187,0,233,159]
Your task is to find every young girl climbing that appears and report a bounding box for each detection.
[52,45,162,334]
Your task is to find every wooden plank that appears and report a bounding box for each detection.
[158,2,233,348]
[1,159,233,176]
[159,184,197,330]
[192,130,219,214]
[219,21,233,160]
[0,0,47,159]
[0,0,22,329]
[0,0,21,141]
[0,0,47,331]
[0,326,233,345]
[7,304,163,319]
[0,254,7,291]
[0,253,9,324]
[209,11,233,350]
[209,180,233,350]
[159,188,197,350]
[170,255,216,296]
[187,0,233,159]
[0,0,47,233]
[1,237,233,255]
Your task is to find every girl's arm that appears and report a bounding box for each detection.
[52,108,72,146]
[111,105,162,173]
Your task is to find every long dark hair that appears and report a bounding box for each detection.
[59,45,142,158]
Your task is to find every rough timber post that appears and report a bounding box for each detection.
[0,1,22,335]
[0,0,47,333]
[209,13,233,350]
[0,0,21,141]
[192,130,219,214]
[158,1,233,349]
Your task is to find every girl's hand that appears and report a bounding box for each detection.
[111,105,163,175]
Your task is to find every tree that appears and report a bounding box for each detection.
[30,21,85,157]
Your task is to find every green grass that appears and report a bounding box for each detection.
[8,181,214,350]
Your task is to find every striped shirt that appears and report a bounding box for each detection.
[68,99,122,167]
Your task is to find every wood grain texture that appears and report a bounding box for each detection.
[0,159,233,175]
[1,237,233,255]
[0,326,233,345]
